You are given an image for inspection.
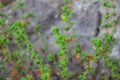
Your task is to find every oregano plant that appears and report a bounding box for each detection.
[0,0,120,80]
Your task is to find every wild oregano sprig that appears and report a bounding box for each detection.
[73,43,82,54]
[0,2,4,8]
[52,5,77,78]
[17,1,24,9]
[0,18,6,27]
[53,0,100,79]
[0,12,6,17]
[0,36,9,46]
[101,0,117,32]
[40,64,51,80]
[8,21,28,44]
[51,0,75,78]
[52,26,71,78]
[61,0,74,25]
[91,0,119,79]
[78,72,87,80]
[86,0,120,79]
[102,0,116,8]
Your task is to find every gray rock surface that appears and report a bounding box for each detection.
[2,0,120,60]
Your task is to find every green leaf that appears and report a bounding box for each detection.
[111,4,116,8]
[0,3,4,8]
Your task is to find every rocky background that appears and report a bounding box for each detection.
[0,0,120,79]
[1,0,120,64]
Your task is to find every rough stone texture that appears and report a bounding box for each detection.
[1,0,120,59]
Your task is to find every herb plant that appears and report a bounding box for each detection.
[0,0,120,80]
